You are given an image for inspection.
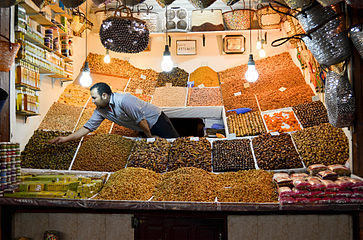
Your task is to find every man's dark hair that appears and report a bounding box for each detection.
[90,82,112,96]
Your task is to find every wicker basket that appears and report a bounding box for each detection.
[156,0,175,7]
[61,0,85,8]
[325,70,355,128]
[133,4,158,32]
[350,24,363,59]
[283,15,305,45]
[188,0,217,9]
[0,35,20,72]
[0,0,17,8]
[316,0,343,7]
[223,9,255,30]
[99,7,149,53]
[222,0,240,6]
[256,5,288,29]
[345,0,363,8]
[283,0,312,9]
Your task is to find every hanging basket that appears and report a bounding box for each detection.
[221,0,240,6]
[156,0,175,8]
[325,70,355,128]
[133,3,158,32]
[223,9,255,30]
[188,0,217,9]
[350,24,363,59]
[256,4,289,29]
[123,0,146,6]
[0,34,20,72]
[61,0,86,9]
[0,0,17,8]
[99,6,150,53]
[283,15,305,45]
[316,0,343,7]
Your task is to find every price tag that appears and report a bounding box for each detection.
[244,83,250,88]
[279,87,287,92]
[270,132,280,136]
[227,133,236,139]
[187,81,194,88]
[198,84,205,88]
[135,89,143,94]
[312,95,320,102]
[147,138,155,143]
[234,92,242,96]
[165,83,172,88]
[140,74,146,80]
[190,137,199,141]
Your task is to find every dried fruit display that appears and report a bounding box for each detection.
[111,124,139,137]
[72,134,135,172]
[216,170,278,203]
[21,130,79,170]
[227,111,267,137]
[223,94,259,112]
[130,93,153,103]
[156,67,189,87]
[168,137,212,172]
[152,87,187,107]
[96,167,160,200]
[212,139,255,172]
[127,138,170,173]
[153,167,217,202]
[190,66,219,87]
[125,75,157,96]
[187,88,222,106]
[38,103,82,132]
[292,101,329,128]
[75,109,112,134]
[58,83,90,107]
[262,110,302,133]
[90,72,130,93]
[292,123,349,167]
[252,133,303,170]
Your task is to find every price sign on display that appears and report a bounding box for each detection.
[147,138,155,142]
[234,92,242,96]
[140,74,146,79]
[279,87,287,92]
[244,83,250,88]
[190,137,199,141]
[135,89,143,94]
[198,84,205,88]
[227,133,237,139]
[270,132,280,136]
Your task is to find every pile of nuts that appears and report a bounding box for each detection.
[91,73,130,93]
[127,138,170,173]
[153,167,218,202]
[130,93,152,103]
[96,167,160,200]
[111,124,139,137]
[156,67,189,87]
[187,88,222,106]
[292,101,329,128]
[152,87,187,107]
[216,170,278,202]
[21,130,79,170]
[125,76,157,95]
[252,133,303,170]
[75,109,112,134]
[168,137,212,172]
[38,103,82,132]
[292,123,349,167]
[189,66,219,87]
[212,139,255,171]
[227,111,267,137]
[72,134,135,172]
[58,83,90,107]
[263,110,302,133]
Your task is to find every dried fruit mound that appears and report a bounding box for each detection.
[75,109,113,134]
[292,101,329,128]
[72,134,134,172]
[96,167,161,201]
[216,170,278,203]
[38,103,82,132]
[111,124,139,137]
[152,87,187,107]
[227,111,267,137]
[187,88,222,106]
[125,76,157,96]
[190,66,219,87]
[21,130,79,170]
[292,123,349,167]
[58,83,90,108]
[127,138,170,173]
[153,167,218,202]
[263,111,301,133]
[156,67,189,87]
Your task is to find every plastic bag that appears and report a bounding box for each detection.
[327,164,351,176]
[317,170,338,180]
[307,177,325,191]
[308,164,327,176]
[320,179,339,192]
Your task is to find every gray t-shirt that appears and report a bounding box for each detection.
[84,93,161,132]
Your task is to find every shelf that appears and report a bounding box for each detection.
[16,58,65,79]
[15,83,40,91]
[150,29,280,37]
[48,3,72,19]
[16,110,40,117]
[19,0,40,15]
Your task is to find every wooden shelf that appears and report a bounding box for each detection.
[15,83,40,91]
[150,29,279,37]
[16,110,40,117]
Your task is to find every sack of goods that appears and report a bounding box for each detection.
[191,9,224,32]
[99,7,149,53]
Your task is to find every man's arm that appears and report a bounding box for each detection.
[49,127,90,144]
[138,119,153,138]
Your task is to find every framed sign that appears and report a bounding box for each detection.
[176,40,197,55]
[223,35,246,54]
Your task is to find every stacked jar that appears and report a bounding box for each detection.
[44,28,53,50]
[0,142,21,195]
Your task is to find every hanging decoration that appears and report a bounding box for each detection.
[155,0,175,8]
[99,5,150,53]
[350,24,363,59]
[188,0,217,9]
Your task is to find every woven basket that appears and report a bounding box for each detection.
[99,7,149,53]
[0,0,17,8]
[325,70,355,128]
[283,15,305,45]
[0,35,20,72]
[316,0,343,7]
[133,4,158,32]
[345,0,363,8]
[61,0,86,8]
[188,0,217,9]
[256,5,288,29]
[223,9,255,30]
[283,0,312,9]
[156,0,175,7]
[123,0,146,6]
[350,24,363,59]
[222,0,240,6]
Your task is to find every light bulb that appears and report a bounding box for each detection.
[256,41,262,50]
[259,48,266,58]
[104,50,110,64]
[80,62,92,87]
[245,54,259,83]
[161,45,173,72]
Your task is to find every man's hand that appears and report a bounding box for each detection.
[49,136,68,144]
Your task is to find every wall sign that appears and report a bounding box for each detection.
[176,40,197,55]
[223,35,246,54]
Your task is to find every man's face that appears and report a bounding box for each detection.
[90,88,109,108]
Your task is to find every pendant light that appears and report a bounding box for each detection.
[161,5,173,72]
[256,30,262,50]
[259,45,266,58]
[104,49,111,64]
[244,0,258,83]
[80,0,93,87]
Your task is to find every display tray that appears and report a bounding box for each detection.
[261,107,304,134]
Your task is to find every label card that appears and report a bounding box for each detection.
[135,89,143,94]
[140,74,146,80]
[227,133,236,139]
[279,87,287,92]
[234,92,242,96]
[270,132,280,136]
[165,83,172,88]
[312,95,320,102]
[198,84,205,88]
[190,137,199,141]
[147,138,155,143]
[244,83,250,88]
